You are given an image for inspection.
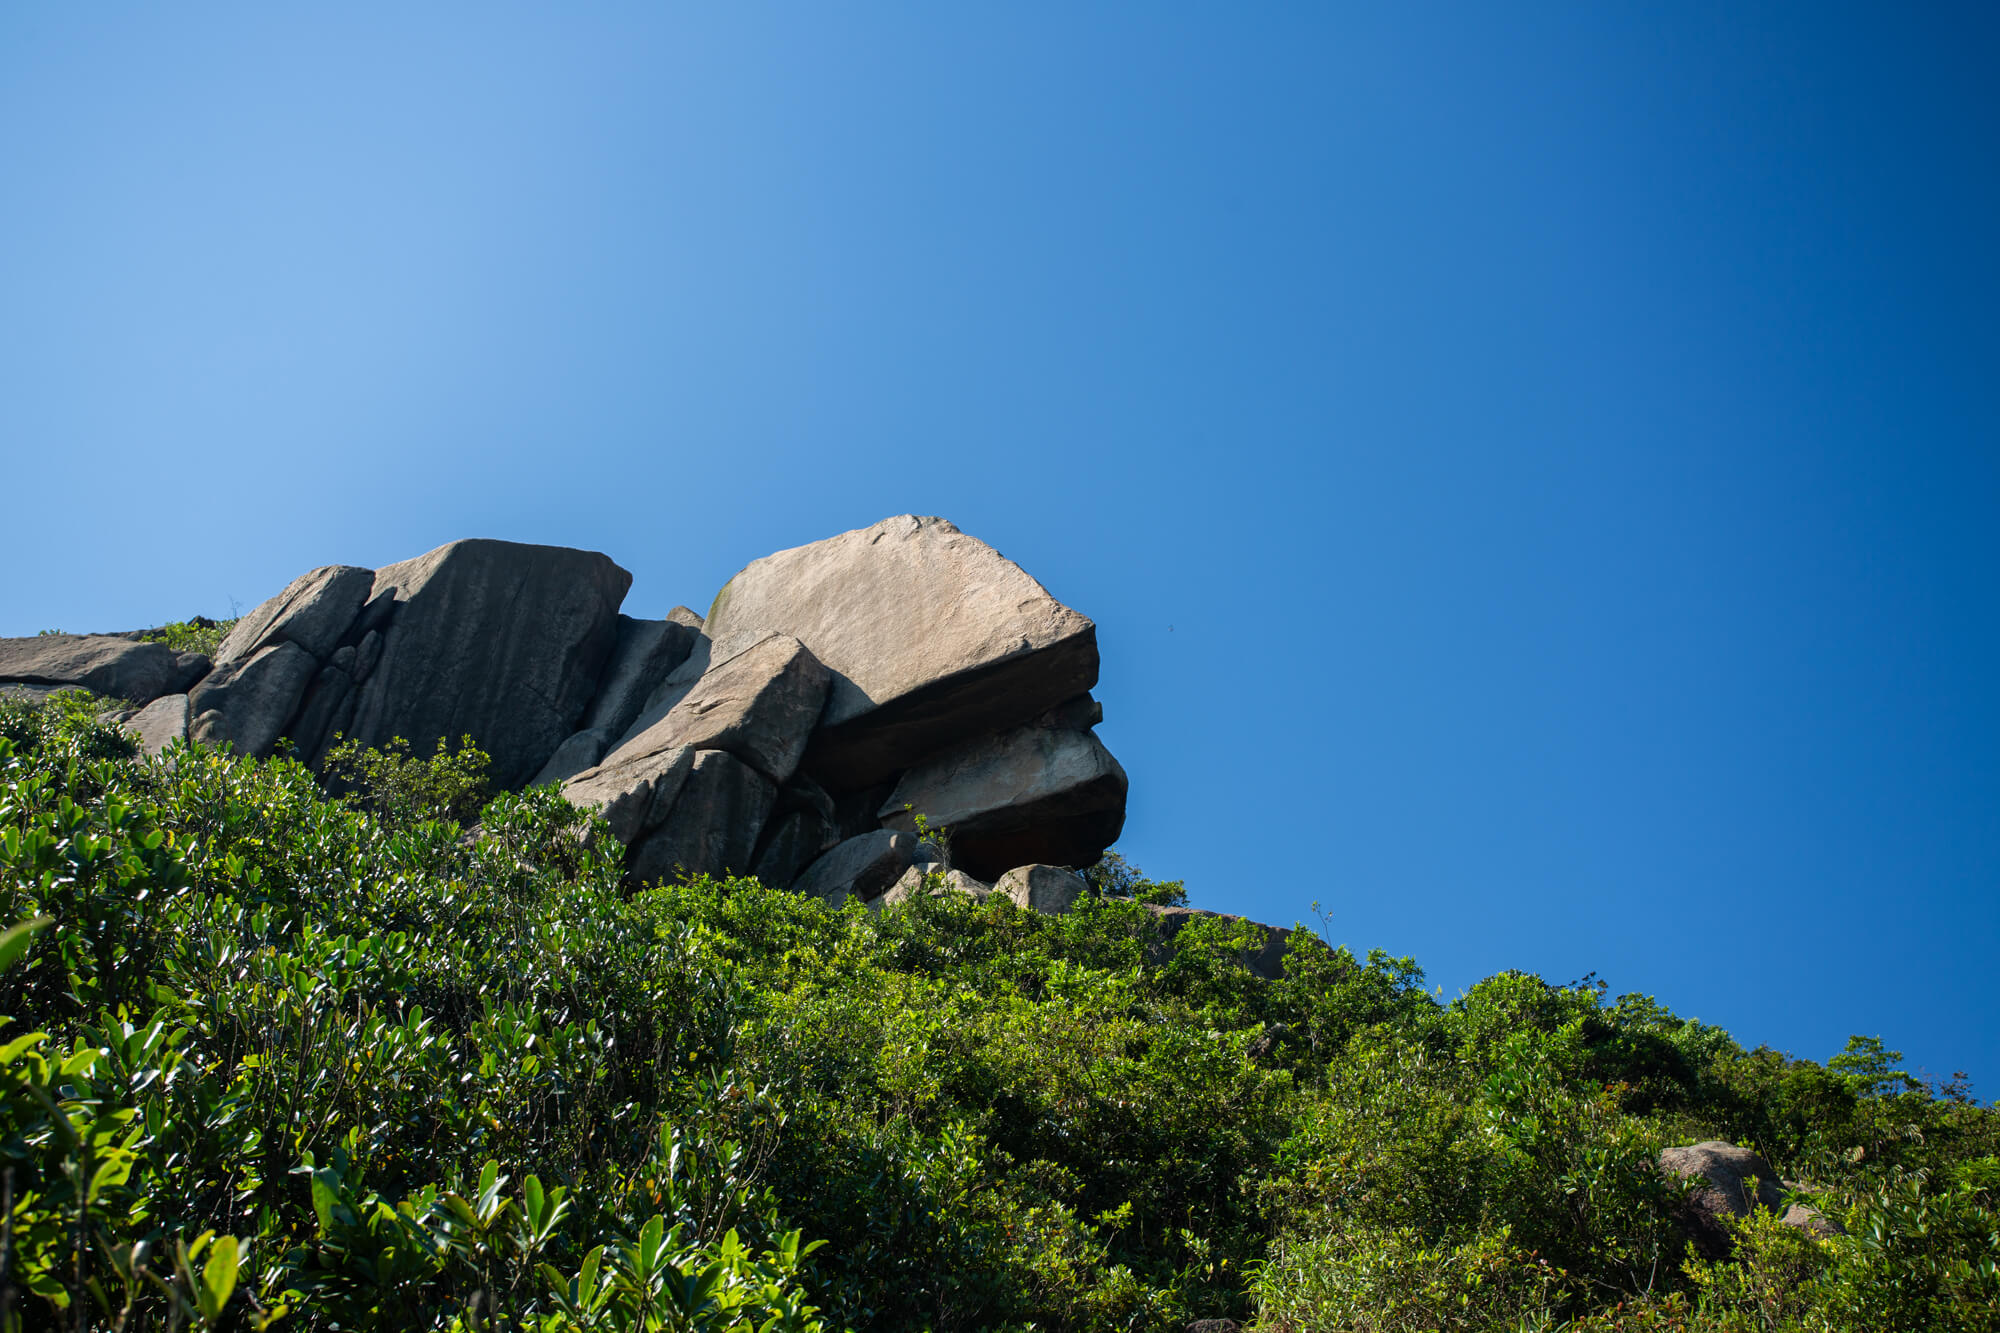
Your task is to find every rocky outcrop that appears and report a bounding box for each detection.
[627,750,777,884]
[878,719,1127,880]
[703,516,1100,791]
[25,517,1134,910]
[123,693,189,756]
[0,634,206,704]
[795,830,918,905]
[1659,1142,1842,1257]
[346,540,631,788]
[213,566,374,665]
[531,612,705,785]
[994,864,1088,915]
[189,642,320,758]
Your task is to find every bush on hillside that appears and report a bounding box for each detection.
[0,694,1994,1330]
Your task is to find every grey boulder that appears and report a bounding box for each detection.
[562,634,830,854]
[345,539,631,788]
[1658,1142,1841,1257]
[0,634,205,704]
[794,830,917,906]
[531,726,620,788]
[878,723,1127,880]
[876,864,993,908]
[212,565,373,665]
[627,749,776,885]
[188,642,319,758]
[601,634,830,786]
[564,745,695,845]
[122,693,189,756]
[995,864,1088,915]
[750,805,839,891]
[702,515,1100,791]
[576,614,705,744]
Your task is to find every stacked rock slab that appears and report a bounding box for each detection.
[0,634,208,705]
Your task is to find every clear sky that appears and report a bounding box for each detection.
[3,5,1995,1091]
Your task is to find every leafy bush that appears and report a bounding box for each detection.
[141,616,240,657]
[0,700,1993,1329]
[320,733,492,826]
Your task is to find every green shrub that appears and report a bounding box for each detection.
[0,697,1993,1329]
[320,732,492,826]
[141,616,240,657]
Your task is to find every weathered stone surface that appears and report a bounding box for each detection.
[794,830,917,905]
[0,634,203,704]
[666,605,704,629]
[703,516,1100,791]
[532,726,619,788]
[877,864,992,908]
[564,745,695,845]
[187,642,319,758]
[123,693,189,756]
[995,864,1088,915]
[213,565,374,665]
[289,665,356,764]
[1143,906,1291,980]
[879,724,1127,880]
[352,629,384,684]
[750,807,839,890]
[627,750,776,884]
[599,634,829,786]
[346,540,631,788]
[1659,1142,1841,1257]
[579,615,704,742]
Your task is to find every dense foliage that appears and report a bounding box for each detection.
[0,697,1993,1330]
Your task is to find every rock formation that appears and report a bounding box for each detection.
[1658,1141,1843,1257]
[0,517,1139,908]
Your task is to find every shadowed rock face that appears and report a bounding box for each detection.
[878,722,1128,881]
[346,540,631,789]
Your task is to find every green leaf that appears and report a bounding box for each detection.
[197,1236,241,1326]
[0,916,51,973]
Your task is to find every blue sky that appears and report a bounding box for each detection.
[3,4,1995,1091]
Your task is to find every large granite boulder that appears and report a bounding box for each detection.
[794,830,917,905]
[1659,1142,1842,1257]
[877,721,1127,880]
[995,864,1088,915]
[531,612,707,785]
[346,540,631,788]
[702,516,1099,792]
[188,642,320,758]
[750,778,840,890]
[122,693,189,756]
[561,634,830,875]
[0,634,206,704]
[627,750,776,885]
[564,745,694,845]
[602,634,829,786]
[213,565,374,665]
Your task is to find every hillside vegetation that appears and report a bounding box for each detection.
[1,695,1995,1331]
